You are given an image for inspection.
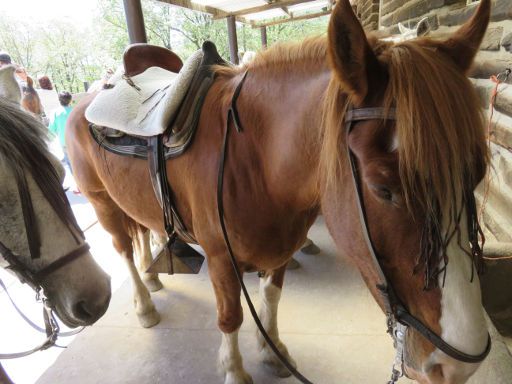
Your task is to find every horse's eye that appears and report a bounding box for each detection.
[376,187,393,201]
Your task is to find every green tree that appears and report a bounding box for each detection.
[0,16,37,69]
[0,0,329,93]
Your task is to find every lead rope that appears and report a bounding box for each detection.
[479,68,511,223]
[216,71,314,384]
[481,68,512,261]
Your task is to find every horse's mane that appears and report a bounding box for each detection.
[321,39,488,287]
[214,35,328,78]
[0,98,81,256]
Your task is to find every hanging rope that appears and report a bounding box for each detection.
[480,68,511,261]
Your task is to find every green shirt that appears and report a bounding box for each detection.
[48,105,72,148]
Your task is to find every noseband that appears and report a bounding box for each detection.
[344,106,491,382]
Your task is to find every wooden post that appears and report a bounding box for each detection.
[123,0,148,44]
[227,15,239,64]
[260,26,268,48]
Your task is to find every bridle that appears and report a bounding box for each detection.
[0,177,91,359]
[344,106,492,383]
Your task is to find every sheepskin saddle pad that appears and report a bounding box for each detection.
[85,49,203,137]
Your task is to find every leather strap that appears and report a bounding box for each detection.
[396,307,491,363]
[148,135,196,245]
[33,243,90,283]
[217,71,314,384]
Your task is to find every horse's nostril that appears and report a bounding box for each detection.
[73,301,93,321]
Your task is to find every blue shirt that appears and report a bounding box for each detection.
[48,105,72,148]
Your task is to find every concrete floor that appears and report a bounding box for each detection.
[2,175,511,383]
[34,218,419,384]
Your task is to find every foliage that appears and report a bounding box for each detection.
[0,0,328,93]
[0,16,37,69]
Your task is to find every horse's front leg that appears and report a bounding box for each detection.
[257,264,296,377]
[210,258,253,384]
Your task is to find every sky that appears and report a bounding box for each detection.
[0,0,98,28]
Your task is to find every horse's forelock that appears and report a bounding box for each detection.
[385,41,488,217]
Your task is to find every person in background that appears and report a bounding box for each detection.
[0,51,28,88]
[0,51,11,67]
[87,68,115,93]
[48,91,73,171]
[37,75,60,117]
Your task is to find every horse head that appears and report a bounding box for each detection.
[0,98,111,327]
[322,0,490,382]
[0,65,21,105]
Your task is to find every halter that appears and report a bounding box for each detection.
[0,242,90,359]
[0,180,91,359]
[344,106,491,382]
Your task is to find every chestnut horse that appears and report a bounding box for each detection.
[67,1,491,383]
[0,98,111,383]
[21,76,44,122]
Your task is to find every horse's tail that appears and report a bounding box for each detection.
[128,221,152,266]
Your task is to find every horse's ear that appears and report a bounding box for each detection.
[327,0,381,104]
[398,23,408,35]
[436,0,490,73]
[416,17,431,37]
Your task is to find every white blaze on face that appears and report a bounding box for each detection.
[431,209,488,375]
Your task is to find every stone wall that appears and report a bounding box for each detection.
[377,0,512,82]
[353,0,380,30]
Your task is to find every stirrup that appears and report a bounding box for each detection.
[146,239,204,274]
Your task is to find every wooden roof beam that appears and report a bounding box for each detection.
[263,0,291,15]
[159,0,225,17]
[251,9,331,28]
[212,0,310,20]
[158,0,250,24]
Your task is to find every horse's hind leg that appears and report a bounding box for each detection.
[86,190,160,328]
[257,264,297,377]
[132,227,163,292]
[209,258,253,384]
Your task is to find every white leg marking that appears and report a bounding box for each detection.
[218,329,253,384]
[257,275,296,377]
[134,230,163,292]
[125,256,160,328]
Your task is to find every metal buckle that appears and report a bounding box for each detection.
[387,322,407,383]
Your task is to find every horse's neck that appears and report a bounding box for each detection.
[239,65,330,208]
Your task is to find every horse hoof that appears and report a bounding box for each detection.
[138,309,160,328]
[224,371,253,384]
[300,242,321,255]
[286,258,301,270]
[144,277,163,292]
[262,359,293,378]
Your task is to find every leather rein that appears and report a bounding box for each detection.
[218,71,490,384]
[0,185,90,359]
[344,106,491,383]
